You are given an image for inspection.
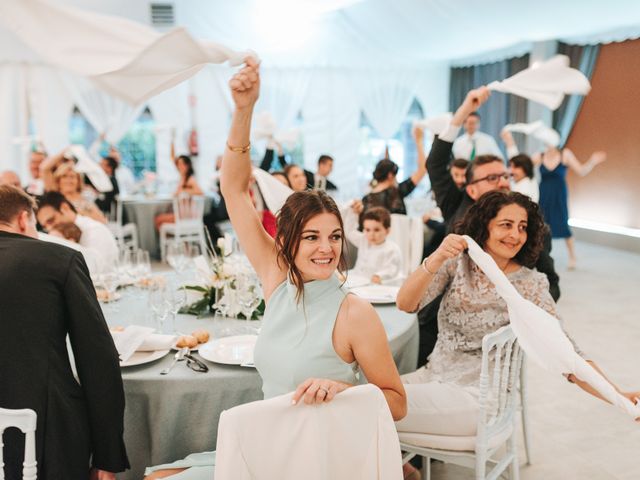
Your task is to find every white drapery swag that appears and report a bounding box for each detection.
[463,236,640,419]
[60,73,145,146]
[351,69,421,140]
[0,0,252,106]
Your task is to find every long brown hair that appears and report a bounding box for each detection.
[275,190,348,301]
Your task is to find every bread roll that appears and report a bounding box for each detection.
[176,335,198,349]
[191,329,210,344]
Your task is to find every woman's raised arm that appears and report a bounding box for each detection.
[219,58,285,298]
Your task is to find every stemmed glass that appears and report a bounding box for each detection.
[237,273,262,332]
[135,250,151,282]
[149,284,171,333]
[212,280,232,319]
[166,281,187,333]
[166,242,189,274]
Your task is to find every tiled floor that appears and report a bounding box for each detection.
[426,240,640,479]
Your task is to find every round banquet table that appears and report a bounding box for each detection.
[104,287,418,480]
[121,195,215,259]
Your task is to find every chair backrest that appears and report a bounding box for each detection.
[173,194,205,225]
[475,326,523,452]
[214,384,402,480]
[389,214,424,276]
[0,407,37,480]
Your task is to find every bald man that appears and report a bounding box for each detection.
[0,170,21,188]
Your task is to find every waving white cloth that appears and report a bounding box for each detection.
[488,55,591,110]
[252,167,294,213]
[413,113,453,136]
[463,235,640,418]
[503,121,561,147]
[66,145,113,193]
[0,0,255,105]
[252,112,302,150]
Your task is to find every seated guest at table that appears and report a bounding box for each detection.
[344,205,403,284]
[395,191,639,477]
[37,191,119,271]
[144,57,406,479]
[283,163,308,192]
[94,155,120,214]
[449,158,469,189]
[0,170,21,188]
[509,154,539,202]
[154,152,204,230]
[25,149,46,196]
[0,185,129,479]
[41,151,107,223]
[353,127,427,225]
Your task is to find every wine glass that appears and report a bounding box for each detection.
[135,249,151,282]
[166,242,189,273]
[149,284,171,333]
[166,282,187,333]
[237,273,262,332]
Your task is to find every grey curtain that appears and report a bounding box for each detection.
[449,54,530,156]
[553,43,600,147]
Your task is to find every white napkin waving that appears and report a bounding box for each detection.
[67,145,113,193]
[413,113,453,136]
[0,0,256,105]
[252,112,301,150]
[111,326,175,363]
[488,55,591,110]
[463,235,640,419]
[503,121,560,147]
[252,167,294,214]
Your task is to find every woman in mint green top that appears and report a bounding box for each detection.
[145,58,406,480]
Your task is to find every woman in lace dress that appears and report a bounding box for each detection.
[396,191,639,438]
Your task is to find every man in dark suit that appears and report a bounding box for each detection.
[417,87,560,367]
[260,145,338,191]
[0,185,129,479]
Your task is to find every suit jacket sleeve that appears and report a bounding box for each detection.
[64,252,129,472]
[536,229,561,301]
[259,149,274,171]
[426,137,463,223]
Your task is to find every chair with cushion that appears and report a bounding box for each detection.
[0,407,37,480]
[159,194,206,263]
[400,325,524,480]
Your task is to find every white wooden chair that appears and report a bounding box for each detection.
[388,214,424,277]
[107,196,139,250]
[159,194,206,263]
[400,326,524,480]
[0,407,37,480]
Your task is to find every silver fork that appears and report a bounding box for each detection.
[160,347,188,375]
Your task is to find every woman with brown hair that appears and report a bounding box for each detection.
[396,191,638,448]
[144,58,406,479]
[41,153,107,223]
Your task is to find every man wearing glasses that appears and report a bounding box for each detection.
[414,87,560,368]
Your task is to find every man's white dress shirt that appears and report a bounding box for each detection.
[452,131,503,160]
[75,214,119,271]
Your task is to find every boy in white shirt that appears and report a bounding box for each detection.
[345,205,403,284]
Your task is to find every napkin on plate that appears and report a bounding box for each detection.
[111,326,175,363]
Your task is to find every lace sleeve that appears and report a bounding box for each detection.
[417,257,456,311]
[523,272,585,358]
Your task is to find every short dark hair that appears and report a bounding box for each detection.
[362,206,391,229]
[465,155,503,185]
[102,156,119,172]
[318,155,333,166]
[372,159,399,182]
[454,191,546,268]
[38,191,77,214]
[509,154,534,179]
[468,111,481,120]
[451,158,470,170]
[0,185,36,224]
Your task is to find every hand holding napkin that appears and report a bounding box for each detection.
[463,235,640,419]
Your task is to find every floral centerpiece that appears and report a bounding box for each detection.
[180,236,265,318]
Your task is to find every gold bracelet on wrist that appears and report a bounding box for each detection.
[226,141,251,153]
[421,257,437,275]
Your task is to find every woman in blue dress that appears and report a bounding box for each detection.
[534,146,606,269]
[145,58,407,479]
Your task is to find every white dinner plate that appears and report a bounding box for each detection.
[198,335,258,366]
[120,349,170,367]
[343,273,370,289]
[349,285,399,304]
